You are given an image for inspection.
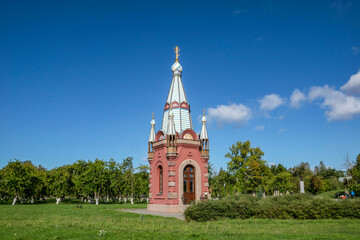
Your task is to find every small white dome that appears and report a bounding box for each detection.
[171,61,182,72]
[202,115,206,122]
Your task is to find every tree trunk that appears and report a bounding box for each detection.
[131,178,134,205]
[56,197,61,205]
[95,192,99,205]
[106,195,109,202]
[31,196,34,204]
[12,196,17,206]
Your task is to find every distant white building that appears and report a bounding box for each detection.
[338,176,352,182]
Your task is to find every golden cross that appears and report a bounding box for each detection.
[203,109,205,116]
[152,113,154,119]
[174,46,180,61]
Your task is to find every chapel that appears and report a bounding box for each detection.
[147,47,210,213]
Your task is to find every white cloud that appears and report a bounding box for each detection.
[259,94,286,111]
[278,128,286,133]
[351,46,360,55]
[308,85,360,121]
[290,89,306,108]
[207,103,251,126]
[255,125,265,131]
[340,70,360,95]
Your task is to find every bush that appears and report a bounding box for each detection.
[184,194,360,222]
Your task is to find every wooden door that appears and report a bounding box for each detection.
[183,165,195,204]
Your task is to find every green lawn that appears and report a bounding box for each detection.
[1,202,360,239]
[316,190,345,199]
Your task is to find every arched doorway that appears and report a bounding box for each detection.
[183,165,195,204]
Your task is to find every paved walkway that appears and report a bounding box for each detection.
[116,208,185,220]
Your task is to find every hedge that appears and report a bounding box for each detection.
[184,194,360,222]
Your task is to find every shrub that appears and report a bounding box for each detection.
[184,194,360,222]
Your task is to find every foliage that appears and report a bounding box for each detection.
[269,172,292,193]
[185,194,360,222]
[226,141,270,193]
[2,160,45,203]
[209,141,346,197]
[0,157,149,205]
[47,165,74,199]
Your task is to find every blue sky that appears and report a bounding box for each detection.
[1,0,359,172]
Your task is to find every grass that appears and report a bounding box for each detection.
[1,202,360,239]
[316,190,345,199]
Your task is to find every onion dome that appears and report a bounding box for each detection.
[171,61,182,72]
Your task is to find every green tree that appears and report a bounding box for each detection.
[134,164,149,201]
[72,160,88,200]
[3,160,34,205]
[210,167,230,198]
[270,164,287,175]
[86,159,110,205]
[352,154,360,183]
[47,165,74,204]
[22,161,45,203]
[270,172,292,193]
[121,157,134,204]
[308,175,324,194]
[226,141,267,194]
[0,168,10,201]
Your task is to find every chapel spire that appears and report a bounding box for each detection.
[161,47,193,134]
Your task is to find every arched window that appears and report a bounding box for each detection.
[158,166,163,194]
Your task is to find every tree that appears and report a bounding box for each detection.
[84,159,110,205]
[72,160,88,200]
[210,167,230,198]
[352,154,360,183]
[111,162,124,202]
[134,164,149,201]
[270,164,287,175]
[121,157,134,204]
[270,172,292,193]
[290,162,312,178]
[47,165,74,204]
[226,141,267,194]
[3,160,34,205]
[22,161,45,203]
[0,168,10,201]
[308,175,324,194]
